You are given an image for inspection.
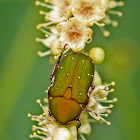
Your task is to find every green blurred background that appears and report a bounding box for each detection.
[0,0,140,140]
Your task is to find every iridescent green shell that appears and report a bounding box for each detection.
[48,52,94,124]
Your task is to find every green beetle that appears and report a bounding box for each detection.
[48,44,95,128]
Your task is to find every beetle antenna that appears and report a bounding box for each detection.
[50,44,68,81]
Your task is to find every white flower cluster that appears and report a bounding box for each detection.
[28,99,78,140]
[28,70,117,140]
[35,0,124,57]
[28,0,123,139]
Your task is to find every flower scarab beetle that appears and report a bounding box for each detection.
[48,44,95,128]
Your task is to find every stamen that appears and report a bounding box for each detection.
[36,22,53,30]
[39,11,48,15]
[35,1,55,9]
[44,0,50,3]
[31,118,41,122]
[107,109,112,114]
[111,81,115,86]
[99,26,110,37]
[95,21,105,27]
[109,10,123,17]
[99,98,117,103]
[107,89,114,92]
[104,81,115,88]
[37,130,50,137]
[45,34,49,38]
[105,87,109,90]
[112,21,118,27]
[99,116,111,125]
[28,113,31,118]
[28,113,43,122]
[43,98,48,103]
[35,38,50,47]
[31,115,39,118]
[35,126,49,133]
[38,50,51,57]
[39,28,52,35]
[109,104,114,108]
[103,97,107,100]
[97,97,107,101]
[119,1,125,6]
[100,113,108,117]
[79,132,86,140]
[30,132,47,139]
[109,1,124,8]
[103,104,114,109]
[36,99,44,109]
[42,113,46,116]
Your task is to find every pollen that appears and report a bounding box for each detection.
[35,1,40,6]
[103,97,107,100]
[28,113,31,118]
[107,122,111,125]
[111,81,115,86]
[32,125,37,131]
[54,56,58,60]
[109,104,114,108]
[36,99,41,103]
[68,26,82,42]
[111,89,115,92]
[43,98,48,103]
[105,113,108,117]
[45,90,48,93]
[113,98,118,102]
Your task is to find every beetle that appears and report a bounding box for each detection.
[48,44,95,129]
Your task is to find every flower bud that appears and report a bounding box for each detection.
[53,127,72,140]
[89,47,105,64]
[93,71,102,86]
[79,123,91,135]
[51,39,62,56]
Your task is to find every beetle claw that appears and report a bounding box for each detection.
[76,118,81,130]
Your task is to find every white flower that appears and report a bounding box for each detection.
[70,0,106,26]
[28,99,77,140]
[36,26,62,57]
[36,0,72,24]
[93,71,102,86]
[28,74,117,140]
[53,128,72,140]
[87,81,117,125]
[99,0,124,37]
[79,113,91,135]
[57,17,93,52]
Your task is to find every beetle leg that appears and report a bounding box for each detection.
[48,111,52,117]
[91,81,95,90]
[76,118,81,130]
[87,81,95,97]
[50,44,68,82]
[82,109,91,113]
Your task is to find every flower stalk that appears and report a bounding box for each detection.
[28,0,124,139]
[35,0,124,57]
